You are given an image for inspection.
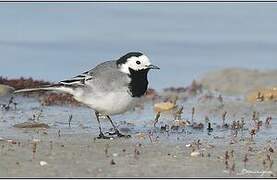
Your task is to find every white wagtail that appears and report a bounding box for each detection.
[15,52,159,139]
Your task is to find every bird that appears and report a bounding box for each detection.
[14,52,160,139]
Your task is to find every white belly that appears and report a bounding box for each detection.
[76,90,138,115]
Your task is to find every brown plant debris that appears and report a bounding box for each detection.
[13,121,49,129]
[0,76,51,90]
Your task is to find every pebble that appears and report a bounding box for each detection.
[110,159,116,165]
[190,151,200,157]
[32,139,40,143]
[269,147,274,153]
[7,139,16,144]
[154,102,175,112]
[186,144,192,148]
[40,161,48,166]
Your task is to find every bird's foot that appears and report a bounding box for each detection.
[107,129,131,138]
[115,130,131,138]
[117,133,131,138]
[97,132,111,139]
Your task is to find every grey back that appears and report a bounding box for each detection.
[83,60,130,93]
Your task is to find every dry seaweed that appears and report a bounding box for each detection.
[13,122,49,129]
[0,76,51,90]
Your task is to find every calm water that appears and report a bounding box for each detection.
[0,3,277,90]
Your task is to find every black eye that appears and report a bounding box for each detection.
[136,61,141,65]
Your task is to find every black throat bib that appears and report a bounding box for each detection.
[128,68,149,97]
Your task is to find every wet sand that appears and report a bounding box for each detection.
[0,98,276,177]
[0,131,276,177]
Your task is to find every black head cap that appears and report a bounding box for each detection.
[116,52,143,65]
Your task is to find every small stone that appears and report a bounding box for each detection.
[173,120,190,127]
[32,139,40,143]
[135,133,146,139]
[190,151,200,157]
[186,144,192,148]
[40,161,48,166]
[7,139,16,144]
[110,159,116,165]
[192,122,204,129]
[154,102,175,112]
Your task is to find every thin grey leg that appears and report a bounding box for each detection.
[94,111,110,139]
[106,115,117,130]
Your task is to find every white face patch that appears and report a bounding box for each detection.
[119,55,151,74]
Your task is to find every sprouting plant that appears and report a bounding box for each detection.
[256,92,264,102]
[174,105,183,120]
[154,112,161,128]
[68,114,73,128]
[224,151,229,169]
[36,109,43,121]
[191,107,195,123]
[104,144,109,157]
[243,154,249,168]
[252,111,257,122]
[32,141,37,159]
[222,111,227,127]
[250,129,256,141]
[265,116,272,128]
[207,122,213,132]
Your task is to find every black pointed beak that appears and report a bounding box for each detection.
[147,64,160,70]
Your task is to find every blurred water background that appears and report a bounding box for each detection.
[0,3,277,90]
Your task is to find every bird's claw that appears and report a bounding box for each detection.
[115,130,131,138]
[97,132,111,139]
[107,131,117,136]
[117,133,131,138]
[107,130,131,138]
